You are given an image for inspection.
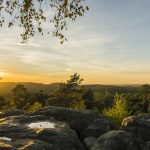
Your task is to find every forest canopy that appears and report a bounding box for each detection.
[0,74,149,121]
[0,0,89,43]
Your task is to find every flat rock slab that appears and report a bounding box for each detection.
[0,115,85,150]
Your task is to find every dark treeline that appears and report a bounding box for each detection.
[0,74,149,121]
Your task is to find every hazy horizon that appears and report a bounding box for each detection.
[1,0,150,84]
[0,81,147,86]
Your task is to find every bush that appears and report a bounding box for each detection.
[28,101,42,111]
[103,93,129,125]
[71,99,86,110]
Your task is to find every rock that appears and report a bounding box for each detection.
[81,118,115,139]
[30,106,109,136]
[0,114,85,150]
[83,137,96,150]
[0,117,38,139]
[37,127,85,150]
[122,114,150,144]
[0,109,25,118]
[142,141,150,150]
[90,130,140,150]
[11,115,55,124]
[12,139,57,150]
[0,142,16,150]
[2,107,147,150]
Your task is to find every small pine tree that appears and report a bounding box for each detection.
[54,73,84,108]
[103,93,129,125]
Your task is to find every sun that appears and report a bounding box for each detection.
[0,71,9,79]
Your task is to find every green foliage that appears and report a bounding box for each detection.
[71,99,86,110]
[50,73,84,108]
[103,93,129,125]
[27,90,48,106]
[0,81,149,114]
[12,84,30,109]
[0,0,89,43]
[0,96,9,110]
[28,101,42,111]
[45,97,67,107]
[93,91,114,113]
[82,88,94,109]
[139,84,150,113]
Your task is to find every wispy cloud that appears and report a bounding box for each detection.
[0,0,150,83]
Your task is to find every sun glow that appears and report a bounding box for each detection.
[0,71,9,79]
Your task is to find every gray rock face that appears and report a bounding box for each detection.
[0,139,56,150]
[81,118,115,139]
[13,139,56,150]
[29,106,110,137]
[0,107,148,150]
[0,142,16,150]
[90,130,140,150]
[0,109,25,118]
[122,114,150,144]
[83,137,96,150]
[142,141,150,150]
[0,114,85,150]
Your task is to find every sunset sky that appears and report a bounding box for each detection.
[0,0,150,84]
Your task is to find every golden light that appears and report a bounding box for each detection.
[0,71,9,79]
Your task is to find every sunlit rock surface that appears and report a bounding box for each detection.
[0,137,12,141]
[122,113,150,144]
[0,113,85,150]
[28,121,55,129]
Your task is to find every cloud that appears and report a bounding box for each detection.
[1,0,150,83]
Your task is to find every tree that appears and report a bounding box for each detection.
[82,88,94,109]
[12,84,30,108]
[140,84,150,113]
[27,90,48,106]
[0,95,7,109]
[49,73,85,108]
[0,0,89,43]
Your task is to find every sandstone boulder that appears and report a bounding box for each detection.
[0,109,25,118]
[83,137,96,150]
[30,106,110,136]
[122,113,150,144]
[0,114,85,150]
[142,141,150,150]
[81,118,115,139]
[90,130,140,150]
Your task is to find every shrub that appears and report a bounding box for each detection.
[103,93,129,125]
[28,101,42,111]
[71,99,86,110]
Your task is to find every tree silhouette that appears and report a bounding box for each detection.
[82,88,94,109]
[0,0,89,43]
[47,73,84,108]
[12,84,30,108]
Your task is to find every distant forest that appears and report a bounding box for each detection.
[0,82,140,96]
[0,73,149,125]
